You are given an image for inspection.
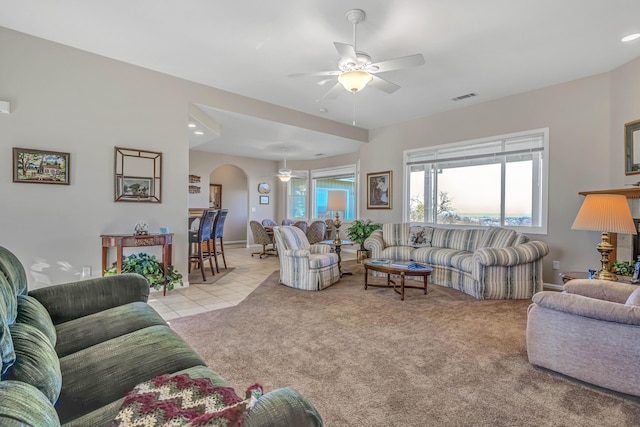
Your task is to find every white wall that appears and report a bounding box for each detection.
[0,27,359,287]
[210,165,247,243]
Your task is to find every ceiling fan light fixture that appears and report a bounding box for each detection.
[278,174,292,182]
[338,70,373,92]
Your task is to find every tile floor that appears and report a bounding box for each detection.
[147,244,354,321]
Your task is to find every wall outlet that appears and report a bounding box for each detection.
[552,260,560,270]
[82,266,92,278]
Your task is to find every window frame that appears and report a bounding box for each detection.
[285,171,309,220]
[403,128,549,235]
[310,164,358,221]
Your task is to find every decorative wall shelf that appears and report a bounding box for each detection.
[188,185,200,194]
[189,174,201,183]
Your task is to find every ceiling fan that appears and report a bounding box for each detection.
[288,9,425,99]
[275,150,303,182]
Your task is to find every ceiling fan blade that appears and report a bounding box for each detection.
[321,81,344,100]
[367,53,425,73]
[334,42,358,64]
[369,75,400,94]
[288,70,341,78]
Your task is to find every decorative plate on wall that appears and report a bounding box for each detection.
[258,182,271,194]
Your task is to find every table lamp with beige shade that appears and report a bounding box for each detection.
[327,190,347,244]
[571,194,638,281]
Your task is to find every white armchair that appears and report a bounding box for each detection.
[272,226,340,291]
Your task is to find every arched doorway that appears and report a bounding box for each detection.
[209,165,248,245]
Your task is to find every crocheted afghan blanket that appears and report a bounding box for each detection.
[111,373,262,427]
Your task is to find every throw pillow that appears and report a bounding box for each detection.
[111,373,262,427]
[479,227,517,248]
[409,226,433,247]
[625,286,640,306]
[382,224,409,247]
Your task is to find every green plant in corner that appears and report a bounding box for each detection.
[347,219,381,250]
[104,252,184,291]
[613,256,640,277]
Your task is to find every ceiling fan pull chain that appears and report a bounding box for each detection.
[352,92,357,126]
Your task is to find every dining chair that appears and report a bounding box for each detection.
[281,219,295,226]
[293,221,308,234]
[210,209,229,272]
[262,218,277,227]
[189,209,217,281]
[250,221,277,258]
[306,220,327,244]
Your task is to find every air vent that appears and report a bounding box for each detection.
[452,93,477,101]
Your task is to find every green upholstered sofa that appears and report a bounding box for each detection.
[0,245,323,426]
[364,224,549,300]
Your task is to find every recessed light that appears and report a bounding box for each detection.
[194,131,204,135]
[621,33,640,42]
[188,123,196,128]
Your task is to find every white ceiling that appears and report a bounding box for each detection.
[2,0,640,160]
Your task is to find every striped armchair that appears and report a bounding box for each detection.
[272,226,340,291]
[364,224,549,300]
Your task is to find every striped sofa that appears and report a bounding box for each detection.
[363,224,549,300]
[272,226,340,291]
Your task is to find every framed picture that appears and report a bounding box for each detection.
[117,176,153,201]
[625,119,640,175]
[260,195,269,205]
[13,147,70,185]
[367,170,392,209]
[210,184,222,209]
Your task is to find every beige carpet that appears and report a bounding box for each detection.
[170,261,640,426]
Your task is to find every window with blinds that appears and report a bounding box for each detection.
[404,128,548,234]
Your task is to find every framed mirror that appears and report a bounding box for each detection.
[625,119,640,175]
[114,147,162,202]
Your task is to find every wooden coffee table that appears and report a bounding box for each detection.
[363,260,432,300]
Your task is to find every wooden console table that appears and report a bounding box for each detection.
[101,233,174,295]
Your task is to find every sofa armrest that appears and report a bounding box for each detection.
[531,291,640,325]
[363,230,384,258]
[28,273,149,324]
[243,387,323,427]
[281,249,311,259]
[309,244,331,254]
[473,241,549,267]
[0,381,61,427]
[563,279,636,303]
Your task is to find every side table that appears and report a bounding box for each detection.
[320,239,355,277]
[560,271,634,285]
[101,233,174,295]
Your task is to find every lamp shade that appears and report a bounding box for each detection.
[327,190,347,211]
[338,70,373,93]
[571,194,637,234]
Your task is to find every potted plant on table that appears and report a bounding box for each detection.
[104,252,184,292]
[347,219,381,264]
